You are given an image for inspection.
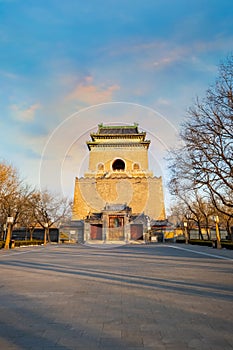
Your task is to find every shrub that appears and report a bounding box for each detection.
[221,241,233,250]
[189,239,213,247]
[189,239,233,249]
[0,240,44,249]
[13,240,44,247]
[176,236,186,243]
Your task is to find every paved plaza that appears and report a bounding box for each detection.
[0,243,233,349]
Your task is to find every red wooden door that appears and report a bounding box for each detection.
[130,224,143,240]
[90,224,102,240]
[108,216,124,240]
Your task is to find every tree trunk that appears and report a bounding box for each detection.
[30,227,35,241]
[205,217,210,240]
[230,224,233,242]
[197,221,203,240]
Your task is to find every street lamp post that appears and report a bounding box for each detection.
[214,215,221,249]
[3,224,7,240]
[183,221,189,244]
[146,216,151,243]
[4,216,14,249]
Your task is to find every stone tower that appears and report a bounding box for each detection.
[72,123,165,221]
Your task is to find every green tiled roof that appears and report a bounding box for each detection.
[98,123,139,135]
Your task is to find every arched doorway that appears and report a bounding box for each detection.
[112,159,125,171]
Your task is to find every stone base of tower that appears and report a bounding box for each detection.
[72,175,166,221]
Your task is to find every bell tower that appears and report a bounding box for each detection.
[72,123,165,221]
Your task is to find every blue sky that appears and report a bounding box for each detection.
[0,0,233,209]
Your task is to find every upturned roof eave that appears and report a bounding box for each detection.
[86,140,150,150]
[90,132,146,141]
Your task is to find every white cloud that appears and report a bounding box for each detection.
[66,76,120,105]
[156,98,171,106]
[0,69,19,79]
[10,103,41,122]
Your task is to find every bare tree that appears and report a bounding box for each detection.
[0,161,72,245]
[168,55,233,240]
[20,191,40,240]
[0,162,28,228]
[0,161,36,247]
[181,55,233,213]
[31,190,72,244]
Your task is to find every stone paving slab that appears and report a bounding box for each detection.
[0,243,232,349]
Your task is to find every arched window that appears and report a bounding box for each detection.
[97,163,104,171]
[112,159,125,171]
[133,163,140,170]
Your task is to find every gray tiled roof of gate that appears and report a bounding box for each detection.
[104,203,129,211]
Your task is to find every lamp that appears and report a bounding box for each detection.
[7,217,14,224]
[4,216,14,249]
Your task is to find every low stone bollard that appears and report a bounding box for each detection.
[212,239,217,248]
